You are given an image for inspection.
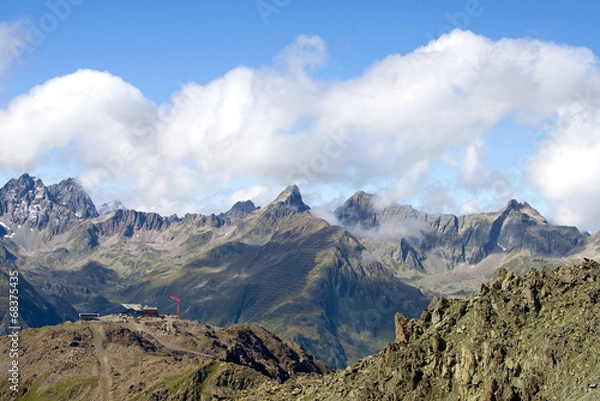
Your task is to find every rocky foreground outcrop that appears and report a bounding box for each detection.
[241,259,600,400]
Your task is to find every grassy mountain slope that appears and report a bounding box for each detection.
[0,243,79,333]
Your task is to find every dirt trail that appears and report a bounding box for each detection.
[90,324,112,401]
[129,321,214,358]
[153,335,214,358]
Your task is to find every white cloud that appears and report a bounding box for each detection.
[0,30,600,231]
[224,185,270,208]
[527,94,600,232]
[0,20,29,76]
[0,69,155,170]
[461,138,483,183]
[276,34,328,78]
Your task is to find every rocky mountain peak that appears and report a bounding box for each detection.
[220,200,259,220]
[500,198,534,213]
[347,191,376,211]
[0,174,50,224]
[0,174,98,234]
[334,190,377,229]
[48,177,98,219]
[502,198,524,211]
[500,199,538,215]
[500,198,548,224]
[0,173,44,199]
[272,185,310,212]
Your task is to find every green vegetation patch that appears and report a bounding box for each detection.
[21,376,98,401]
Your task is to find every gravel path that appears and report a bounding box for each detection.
[90,324,112,401]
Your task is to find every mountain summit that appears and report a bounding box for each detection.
[0,174,97,234]
[499,198,548,224]
[220,200,259,220]
[271,185,310,212]
[334,191,377,228]
[331,190,589,295]
[47,177,99,219]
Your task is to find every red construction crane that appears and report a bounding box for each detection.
[169,295,182,319]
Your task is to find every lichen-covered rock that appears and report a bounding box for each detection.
[240,259,600,401]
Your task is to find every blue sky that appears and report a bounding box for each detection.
[3,1,600,104]
[1,1,600,232]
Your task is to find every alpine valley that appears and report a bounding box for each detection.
[0,174,598,373]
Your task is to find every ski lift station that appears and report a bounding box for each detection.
[120,303,159,318]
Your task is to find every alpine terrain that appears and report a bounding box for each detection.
[0,174,598,370]
[2,259,599,400]
[0,174,428,368]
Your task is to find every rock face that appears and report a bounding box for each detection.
[335,194,587,268]
[239,259,600,400]
[47,177,99,219]
[93,209,177,237]
[335,192,590,296]
[272,184,310,213]
[220,200,259,220]
[0,174,97,234]
[335,191,378,229]
[375,259,600,400]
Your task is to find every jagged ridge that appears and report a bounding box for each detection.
[0,175,430,369]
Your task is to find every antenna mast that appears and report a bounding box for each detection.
[169,295,182,319]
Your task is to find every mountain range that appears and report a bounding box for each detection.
[0,174,598,368]
[333,191,595,296]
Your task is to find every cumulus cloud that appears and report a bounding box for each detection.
[0,30,600,231]
[0,69,155,169]
[527,89,600,232]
